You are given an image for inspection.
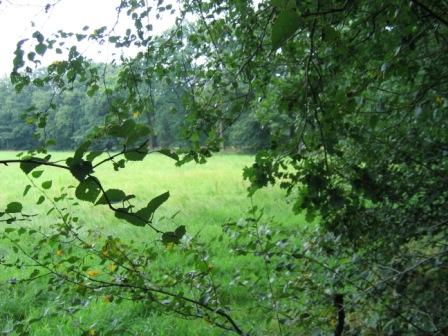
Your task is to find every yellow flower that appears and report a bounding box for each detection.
[76,281,85,290]
[55,249,63,256]
[132,111,141,118]
[108,263,117,272]
[86,270,100,277]
[88,329,96,336]
[103,295,112,303]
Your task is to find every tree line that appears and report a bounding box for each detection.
[0,67,268,151]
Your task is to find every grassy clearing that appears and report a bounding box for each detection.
[0,152,303,335]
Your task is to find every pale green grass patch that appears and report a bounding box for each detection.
[0,152,303,335]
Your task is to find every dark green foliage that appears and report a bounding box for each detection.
[68,159,94,181]
[144,191,170,216]
[95,189,127,205]
[271,7,301,50]
[19,156,49,174]
[6,202,22,213]
[75,176,101,203]
[41,180,52,190]
[162,225,186,245]
[0,66,268,152]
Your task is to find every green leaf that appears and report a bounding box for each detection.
[162,225,186,245]
[114,208,147,226]
[27,52,36,61]
[108,36,119,43]
[113,159,126,171]
[124,149,148,161]
[87,84,99,97]
[75,176,101,203]
[66,256,80,263]
[76,33,87,41]
[272,0,296,9]
[107,119,136,138]
[86,151,102,162]
[6,202,23,213]
[37,195,45,205]
[95,189,127,205]
[23,185,31,196]
[35,43,47,56]
[138,191,170,219]
[74,141,91,162]
[159,149,179,161]
[42,180,52,190]
[113,192,168,226]
[125,124,151,145]
[271,10,301,50]
[32,31,44,43]
[68,159,93,181]
[20,157,48,174]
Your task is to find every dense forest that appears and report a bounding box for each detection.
[0,69,268,151]
[0,0,447,335]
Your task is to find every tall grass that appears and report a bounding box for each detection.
[0,152,302,335]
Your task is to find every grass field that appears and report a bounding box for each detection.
[0,152,303,335]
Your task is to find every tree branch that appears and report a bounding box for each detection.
[412,0,448,27]
[333,294,345,336]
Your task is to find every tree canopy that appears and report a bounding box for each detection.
[1,0,447,334]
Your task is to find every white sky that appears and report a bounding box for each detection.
[0,0,178,77]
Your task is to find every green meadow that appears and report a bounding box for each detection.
[0,152,303,335]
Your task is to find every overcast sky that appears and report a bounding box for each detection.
[0,0,177,77]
